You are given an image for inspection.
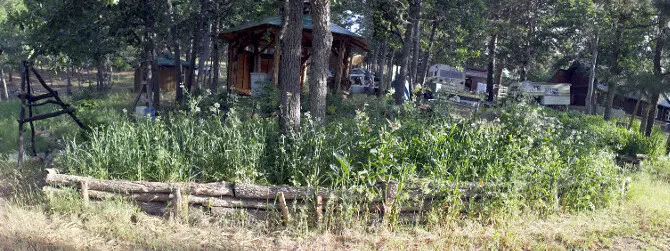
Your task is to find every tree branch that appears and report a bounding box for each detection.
[391,24,404,41]
[625,21,658,30]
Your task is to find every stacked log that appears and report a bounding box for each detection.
[44,172,326,221]
[43,172,492,222]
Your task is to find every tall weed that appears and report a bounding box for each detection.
[55,94,660,213]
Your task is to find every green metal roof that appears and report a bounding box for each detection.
[156,57,191,68]
[220,15,363,38]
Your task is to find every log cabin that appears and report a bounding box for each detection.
[217,15,369,96]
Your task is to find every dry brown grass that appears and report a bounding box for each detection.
[0,171,668,250]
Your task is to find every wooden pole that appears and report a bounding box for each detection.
[315,194,323,224]
[20,109,77,124]
[17,62,27,169]
[80,180,90,204]
[171,184,184,221]
[29,67,89,130]
[273,30,282,88]
[334,41,345,93]
[277,192,290,226]
[26,64,37,157]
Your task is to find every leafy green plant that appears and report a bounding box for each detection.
[54,95,660,214]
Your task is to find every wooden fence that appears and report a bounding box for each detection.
[43,169,495,223]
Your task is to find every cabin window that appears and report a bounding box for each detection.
[665,110,670,122]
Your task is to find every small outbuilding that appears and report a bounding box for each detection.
[134,57,192,92]
[218,15,369,95]
[549,61,592,106]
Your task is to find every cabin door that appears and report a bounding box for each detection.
[235,52,253,94]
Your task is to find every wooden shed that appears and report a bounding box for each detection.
[134,57,192,92]
[218,15,369,95]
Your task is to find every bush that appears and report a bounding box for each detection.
[55,95,654,213]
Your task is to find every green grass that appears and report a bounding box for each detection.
[1,161,668,249]
[0,91,132,156]
[0,100,20,154]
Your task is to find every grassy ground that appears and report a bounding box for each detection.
[0,162,667,250]
[0,70,135,156]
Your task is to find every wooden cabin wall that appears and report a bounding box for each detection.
[134,66,182,92]
[260,57,273,73]
[226,39,356,95]
[158,67,176,92]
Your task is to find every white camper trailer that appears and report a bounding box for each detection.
[426,64,466,92]
[511,81,571,105]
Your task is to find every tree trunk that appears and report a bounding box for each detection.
[211,14,221,91]
[144,0,159,109]
[370,41,377,81]
[278,0,303,134]
[387,49,395,92]
[628,92,643,130]
[640,99,648,133]
[519,28,535,82]
[77,68,83,88]
[604,84,618,121]
[0,67,7,100]
[167,0,184,104]
[197,0,211,90]
[377,39,388,97]
[272,30,282,89]
[187,11,202,92]
[409,0,422,94]
[396,1,418,105]
[604,23,624,121]
[87,67,92,86]
[495,63,503,90]
[486,32,497,102]
[7,69,12,84]
[645,13,667,137]
[333,41,346,93]
[586,33,599,115]
[344,49,352,85]
[66,61,72,95]
[519,65,528,82]
[107,63,114,90]
[96,61,104,91]
[308,0,333,125]
[418,21,437,88]
[644,94,659,135]
[199,23,212,89]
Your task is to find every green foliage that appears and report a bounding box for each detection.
[54,95,662,213]
[551,110,665,157]
[0,100,19,154]
[646,157,670,182]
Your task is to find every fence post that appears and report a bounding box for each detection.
[171,184,184,222]
[277,192,290,226]
[382,181,398,224]
[315,194,323,224]
[17,61,27,169]
[80,180,89,204]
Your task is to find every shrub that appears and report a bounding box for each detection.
[55,94,652,213]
